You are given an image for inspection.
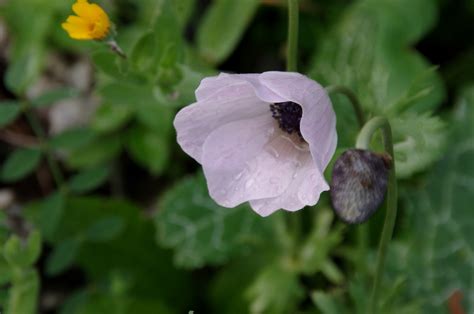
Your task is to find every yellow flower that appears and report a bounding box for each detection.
[62,0,110,40]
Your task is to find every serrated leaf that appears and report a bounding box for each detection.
[3,231,42,269]
[130,1,184,79]
[0,101,22,128]
[309,0,445,153]
[38,192,65,240]
[310,0,443,113]
[46,238,81,276]
[125,126,170,175]
[155,173,271,268]
[46,196,193,310]
[197,0,260,64]
[395,86,474,312]
[298,209,344,281]
[84,217,125,242]
[246,263,304,314]
[391,112,447,178]
[68,166,111,194]
[0,148,42,182]
[31,88,79,108]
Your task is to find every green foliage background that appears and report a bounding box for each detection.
[0,0,473,313]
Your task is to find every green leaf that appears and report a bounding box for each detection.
[197,0,260,64]
[309,0,446,161]
[48,196,193,311]
[0,256,12,286]
[173,0,196,29]
[68,166,111,194]
[49,128,96,150]
[130,1,184,78]
[46,238,81,276]
[395,86,474,312]
[92,50,128,79]
[311,291,348,314]
[3,231,42,269]
[298,209,344,283]
[0,101,22,128]
[246,263,304,314]
[135,100,174,135]
[5,52,44,95]
[38,192,65,240]
[66,136,121,169]
[92,102,134,133]
[84,217,125,242]
[0,148,42,182]
[31,88,79,108]
[310,0,443,113]
[155,172,271,268]
[65,292,174,314]
[125,126,170,175]
[391,112,447,178]
[100,82,155,108]
[209,257,269,314]
[6,269,39,314]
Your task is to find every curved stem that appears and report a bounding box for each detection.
[23,103,65,190]
[326,85,365,128]
[286,0,299,72]
[356,117,397,314]
[326,85,367,271]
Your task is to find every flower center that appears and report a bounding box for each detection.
[269,101,303,138]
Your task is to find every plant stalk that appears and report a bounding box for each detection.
[356,117,398,314]
[326,85,365,127]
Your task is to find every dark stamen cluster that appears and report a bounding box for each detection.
[270,101,303,137]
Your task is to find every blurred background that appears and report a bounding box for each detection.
[0,0,473,313]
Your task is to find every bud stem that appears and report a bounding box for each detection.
[286,0,299,72]
[106,39,127,59]
[325,85,365,128]
[356,117,397,314]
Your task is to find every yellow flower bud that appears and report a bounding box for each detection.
[62,0,110,40]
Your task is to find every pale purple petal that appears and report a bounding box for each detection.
[202,117,308,208]
[174,71,337,216]
[174,80,268,163]
[194,73,243,101]
[249,153,328,216]
[258,71,337,172]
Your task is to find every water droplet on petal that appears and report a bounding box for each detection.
[245,178,255,189]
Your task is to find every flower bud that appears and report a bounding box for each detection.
[330,149,391,224]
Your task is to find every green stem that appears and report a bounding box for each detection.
[23,103,65,190]
[286,0,299,72]
[355,117,397,314]
[326,85,367,266]
[326,85,365,128]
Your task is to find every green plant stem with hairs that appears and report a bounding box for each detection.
[356,117,398,314]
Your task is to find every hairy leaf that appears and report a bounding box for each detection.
[155,173,272,268]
